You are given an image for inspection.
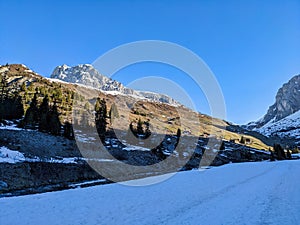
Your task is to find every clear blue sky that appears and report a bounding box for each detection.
[1,0,299,124]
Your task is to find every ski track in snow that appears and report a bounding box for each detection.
[0,160,300,225]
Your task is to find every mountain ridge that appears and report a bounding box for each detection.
[50,64,180,106]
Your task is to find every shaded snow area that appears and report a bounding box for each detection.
[122,145,150,151]
[0,146,114,164]
[0,147,25,163]
[0,146,76,164]
[0,121,24,131]
[1,160,300,225]
[256,110,300,139]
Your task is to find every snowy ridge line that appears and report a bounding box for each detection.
[50,64,180,107]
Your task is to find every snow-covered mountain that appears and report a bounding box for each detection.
[51,64,179,105]
[254,110,300,141]
[246,74,300,142]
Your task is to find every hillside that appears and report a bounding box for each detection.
[0,63,278,196]
[1,159,299,225]
[0,63,270,149]
[255,110,300,144]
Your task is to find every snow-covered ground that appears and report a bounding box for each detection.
[0,146,115,164]
[0,146,25,163]
[0,121,24,131]
[1,160,300,225]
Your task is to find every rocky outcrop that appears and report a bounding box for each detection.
[253,75,300,128]
[247,74,300,129]
[245,74,300,144]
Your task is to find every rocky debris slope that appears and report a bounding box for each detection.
[0,126,272,197]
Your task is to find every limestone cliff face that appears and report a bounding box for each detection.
[245,74,300,143]
[270,75,300,121]
[247,74,300,129]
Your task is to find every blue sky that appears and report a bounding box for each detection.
[0,0,299,124]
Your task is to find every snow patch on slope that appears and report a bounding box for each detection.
[256,110,300,139]
[0,146,25,163]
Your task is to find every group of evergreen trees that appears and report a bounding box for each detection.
[129,118,151,139]
[94,98,120,139]
[270,144,292,161]
[0,73,24,122]
[22,93,61,135]
[0,71,76,137]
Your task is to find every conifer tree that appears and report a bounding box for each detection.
[63,121,74,140]
[48,103,61,135]
[137,118,144,136]
[240,136,245,144]
[39,95,50,132]
[95,98,107,137]
[176,128,181,138]
[144,120,151,138]
[286,149,292,159]
[23,93,39,128]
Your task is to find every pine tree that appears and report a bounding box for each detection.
[144,120,151,138]
[14,96,24,119]
[286,149,292,159]
[220,141,225,150]
[240,136,245,144]
[23,93,39,128]
[0,73,8,121]
[176,128,181,138]
[274,144,286,160]
[63,121,74,140]
[137,118,144,136]
[48,103,61,135]
[39,95,50,132]
[95,98,107,137]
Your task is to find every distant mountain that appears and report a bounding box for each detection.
[50,64,179,106]
[246,74,300,144]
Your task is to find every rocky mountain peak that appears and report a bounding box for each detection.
[50,64,179,105]
[246,75,300,143]
[246,74,300,140]
[261,74,300,125]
